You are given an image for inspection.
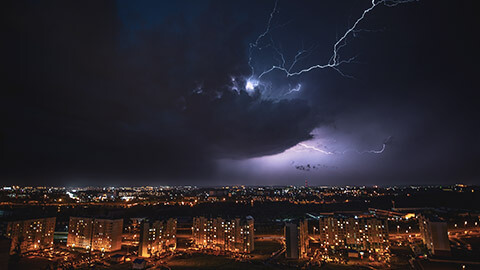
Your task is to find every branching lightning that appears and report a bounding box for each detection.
[342,143,386,154]
[247,0,278,83]
[248,0,415,83]
[242,1,410,169]
[298,143,335,155]
[284,83,302,96]
[298,136,392,155]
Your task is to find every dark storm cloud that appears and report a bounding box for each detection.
[184,91,317,158]
[1,0,479,185]
[1,0,321,184]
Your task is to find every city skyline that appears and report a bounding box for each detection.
[1,184,478,270]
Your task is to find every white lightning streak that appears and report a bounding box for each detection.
[251,0,415,79]
[298,143,335,155]
[288,45,313,73]
[365,143,386,154]
[284,83,302,96]
[299,136,391,155]
[248,0,279,79]
[341,143,386,154]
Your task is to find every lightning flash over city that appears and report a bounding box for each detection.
[1,0,479,268]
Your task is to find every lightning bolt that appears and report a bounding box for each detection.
[288,43,315,73]
[341,143,386,154]
[284,83,302,96]
[247,0,279,81]
[298,136,391,155]
[298,143,335,155]
[249,0,415,81]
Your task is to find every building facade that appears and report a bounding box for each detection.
[138,218,177,257]
[285,219,308,259]
[91,219,123,252]
[67,217,123,252]
[67,217,94,250]
[5,217,55,254]
[418,214,451,256]
[318,216,388,253]
[192,216,254,253]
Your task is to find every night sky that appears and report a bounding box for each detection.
[1,0,479,186]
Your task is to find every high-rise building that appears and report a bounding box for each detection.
[91,219,123,252]
[318,215,388,254]
[67,217,94,250]
[138,218,177,257]
[5,217,55,254]
[285,219,308,259]
[244,216,255,253]
[192,217,223,249]
[192,216,254,253]
[418,214,451,256]
[124,218,144,247]
[67,217,123,252]
[285,223,299,259]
